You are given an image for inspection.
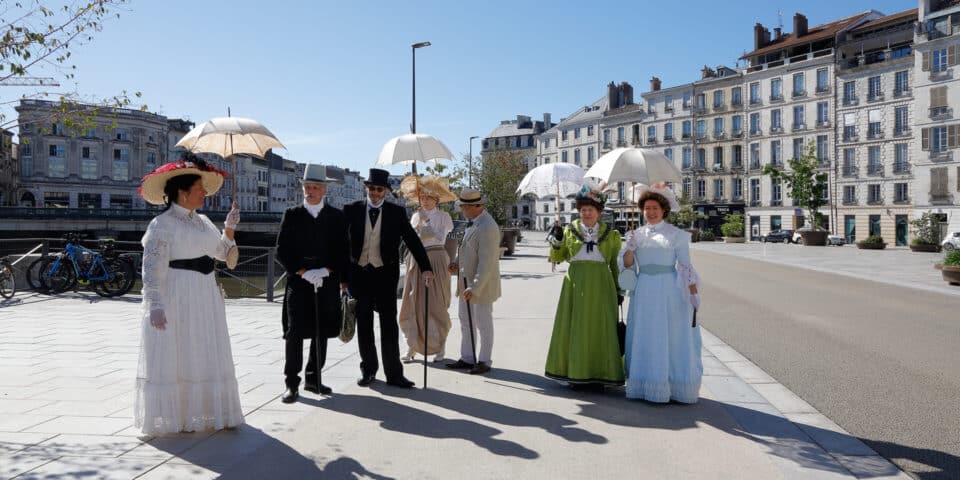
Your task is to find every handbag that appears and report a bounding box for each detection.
[618,263,638,293]
[338,293,358,343]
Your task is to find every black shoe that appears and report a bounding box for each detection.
[386,377,415,389]
[357,374,376,387]
[305,383,332,395]
[446,359,475,370]
[281,388,299,403]
[469,362,491,375]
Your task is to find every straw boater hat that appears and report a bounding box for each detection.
[399,175,457,204]
[138,155,229,206]
[456,188,487,206]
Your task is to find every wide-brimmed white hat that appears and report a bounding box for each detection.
[634,182,680,211]
[139,156,228,206]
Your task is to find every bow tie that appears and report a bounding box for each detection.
[368,207,381,226]
[466,221,474,227]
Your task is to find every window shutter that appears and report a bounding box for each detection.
[923,51,931,71]
[957,166,960,191]
[932,86,948,108]
[950,46,958,66]
[922,127,930,150]
[951,125,960,148]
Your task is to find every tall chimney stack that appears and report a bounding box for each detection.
[650,76,662,92]
[793,13,808,38]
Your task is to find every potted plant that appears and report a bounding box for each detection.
[909,212,942,253]
[668,196,706,242]
[720,213,746,243]
[934,249,960,285]
[698,230,717,242]
[856,235,887,250]
[763,142,829,246]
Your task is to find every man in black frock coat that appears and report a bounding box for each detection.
[345,168,433,388]
[277,165,348,403]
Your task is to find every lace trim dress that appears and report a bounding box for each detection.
[134,203,244,435]
[399,208,454,355]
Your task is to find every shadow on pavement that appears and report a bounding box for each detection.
[309,393,538,459]
[375,383,607,444]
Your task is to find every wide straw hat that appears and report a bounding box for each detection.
[139,157,229,206]
[399,175,457,204]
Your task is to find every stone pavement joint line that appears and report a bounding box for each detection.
[0,238,909,479]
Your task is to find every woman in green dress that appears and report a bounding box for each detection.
[544,184,624,390]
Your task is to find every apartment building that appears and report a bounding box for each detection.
[740,12,881,239]
[482,113,555,228]
[598,82,646,229]
[836,9,918,245]
[914,0,960,234]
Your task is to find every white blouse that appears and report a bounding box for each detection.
[411,208,454,248]
[569,222,606,263]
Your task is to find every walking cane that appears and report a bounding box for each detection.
[313,282,322,391]
[423,272,429,389]
[463,277,478,367]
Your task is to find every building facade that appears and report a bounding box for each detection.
[482,113,554,228]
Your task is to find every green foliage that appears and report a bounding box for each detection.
[720,213,745,238]
[861,235,885,245]
[762,141,828,230]
[475,150,527,226]
[698,230,716,241]
[944,249,960,267]
[909,212,940,245]
[667,196,706,228]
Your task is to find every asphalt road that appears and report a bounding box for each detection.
[692,249,960,480]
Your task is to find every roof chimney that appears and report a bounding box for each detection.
[620,82,634,105]
[701,65,716,79]
[773,27,782,41]
[650,76,661,92]
[793,13,808,38]
[607,81,619,108]
[754,23,768,49]
[543,113,552,127]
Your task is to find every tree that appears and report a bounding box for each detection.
[475,150,526,226]
[667,194,706,228]
[1,1,143,135]
[720,213,745,238]
[762,141,828,230]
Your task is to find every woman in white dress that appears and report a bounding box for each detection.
[619,184,702,403]
[135,154,244,435]
[398,175,456,363]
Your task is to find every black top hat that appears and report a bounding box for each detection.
[364,168,392,190]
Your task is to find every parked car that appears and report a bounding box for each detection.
[791,231,803,244]
[761,230,794,243]
[942,231,960,251]
[827,234,846,246]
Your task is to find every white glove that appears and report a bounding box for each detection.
[225,203,240,230]
[689,293,701,310]
[302,269,328,288]
[150,309,167,330]
[625,232,638,251]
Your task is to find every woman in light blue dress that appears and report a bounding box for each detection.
[619,184,702,403]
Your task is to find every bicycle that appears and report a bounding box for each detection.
[0,257,15,299]
[39,234,136,297]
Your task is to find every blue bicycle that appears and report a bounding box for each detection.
[40,234,135,297]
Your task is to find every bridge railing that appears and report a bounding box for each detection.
[0,207,284,224]
[0,237,286,301]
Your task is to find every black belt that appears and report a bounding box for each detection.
[169,256,215,274]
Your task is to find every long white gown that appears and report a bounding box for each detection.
[619,221,702,403]
[135,203,244,435]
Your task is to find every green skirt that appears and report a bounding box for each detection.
[545,261,625,385]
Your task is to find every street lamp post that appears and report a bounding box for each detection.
[411,41,431,135]
[468,135,479,188]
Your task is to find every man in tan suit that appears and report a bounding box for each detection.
[446,188,501,375]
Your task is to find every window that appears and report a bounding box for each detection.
[732,145,743,168]
[574,128,580,139]
[561,130,568,141]
[793,72,805,97]
[770,78,782,100]
[695,93,706,110]
[20,144,32,177]
[732,115,743,134]
[109,195,132,209]
[816,68,829,92]
[895,183,909,203]
[697,179,706,199]
[931,126,948,152]
[78,193,101,209]
[750,178,761,203]
[868,76,882,100]
[664,148,673,160]
[682,91,691,109]
[868,184,882,205]
[750,143,760,169]
[750,82,760,104]
[817,135,828,163]
[732,87,742,106]
[894,107,908,135]
[793,105,805,129]
[47,144,66,178]
[894,70,909,96]
[617,127,625,145]
[44,192,69,208]
[713,179,724,199]
[647,125,656,141]
[543,138,550,149]
[115,129,129,141]
[894,143,909,173]
[696,148,706,169]
[587,126,594,136]
[817,102,829,125]
[843,81,856,104]
[574,149,581,166]
[664,123,674,140]
[793,138,804,161]
[750,113,761,135]
[843,185,856,204]
[713,146,724,168]
[932,48,948,73]
[561,150,568,163]
[868,146,882,175]
[682,147,692,169]
[714,118,724,136]
[81,148,98,180]
[683,178,692,197]
[771,109,782,131]
[696,120,706,138]
[770,140,782,166]
[682,120,692,138]
[931,167,949,200]
[844,112,857,140]
[772,178,782,205]
[930,86,949,117]
[587,146,594,165]
[713,90,724,108]
[733,177,743,199]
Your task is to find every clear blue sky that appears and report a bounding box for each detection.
[8,0,913,175]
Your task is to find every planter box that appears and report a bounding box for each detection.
[934,264,960,285]
[856,242,887,250]
[799,230,828,246]
[500,228,519,256]
[909,244,942,253]
[725,237,746,243]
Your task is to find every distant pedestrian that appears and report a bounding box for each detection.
[276,164,348,403]
[135,153,244,435]
[345,168,433,389]
[446,188,501,375]
[397,175,456,363]
[620,183,702,403]
[545,184,624,390]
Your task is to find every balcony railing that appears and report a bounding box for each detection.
[843,133,859,142]
[694,105,707,114]
[713,131,725,139]
[770,199,783,206]
[816,86,831,95]
[867,197,884,206]
[867,165,885,176]
[681,133,691,140]
[894,127,911,138]
[893,88,911,98]
[664,105,674,112]
[750,129,763,137]
[664,135,674,142]
[711,197,727,204]
[647,138,657,145]
[792,90,807,99]
[731,162,744,171]
[792,123,806,132]
[842,167,858,177]
[769,126,783,134]
[929,68,953,82]
[930,150,953,162]
[893,163,911,174]
[749,163,761,171]
[749,200,761,207]
[842,197,858,205]
[713,103,726,112]
[732,129,744,138]
[769,94,784,103]
[930,106,952,120]
[749,98,762,106]
[732,99,743,107]
[816,120,831,129]
[893,196,911,205]
[818,159,831,168]
[768,160,784,169]
[867,129,884,140]
[843,97,859,106]
[712,164,725,172]
[867,92,885,103]
[930,192,953,205]
[616,139,627,147]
